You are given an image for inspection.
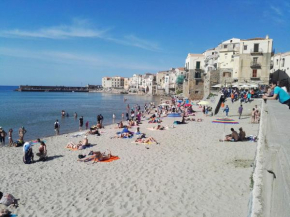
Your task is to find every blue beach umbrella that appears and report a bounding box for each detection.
[168,113,182,128]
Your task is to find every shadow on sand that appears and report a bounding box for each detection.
[44,155,64,162]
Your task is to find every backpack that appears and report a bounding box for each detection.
[54,122,59,129]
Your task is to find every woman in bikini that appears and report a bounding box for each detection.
[78,150,113,162]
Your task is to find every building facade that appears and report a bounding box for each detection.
[102,77,112,88]
[271,52,290,76]
[238,36,273,84]
[184,53,205,100]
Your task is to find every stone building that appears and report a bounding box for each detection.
[238,36,273,84]
[183,53,205,100]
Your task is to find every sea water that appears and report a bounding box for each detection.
[0,86,160,141]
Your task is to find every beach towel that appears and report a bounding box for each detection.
[93,156,120,163]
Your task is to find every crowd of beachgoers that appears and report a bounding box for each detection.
[0,91,264,216]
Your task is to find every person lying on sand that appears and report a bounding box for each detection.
[220,128,239,142]
[150,125,164,130]
[86,128,100,136]
[135,137,159,144]
[66,136,89,149]
[77,150,113,162]
[111,132,133,139]
[197,118,203,122]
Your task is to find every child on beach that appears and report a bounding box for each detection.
[223,105,229,117]
[85,121,89,130]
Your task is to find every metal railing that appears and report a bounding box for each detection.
[250,61,262,68]
[250,48,263,54]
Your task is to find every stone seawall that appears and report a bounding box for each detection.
[249,100,290,217]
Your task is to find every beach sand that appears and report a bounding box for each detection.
[0,100,261,217]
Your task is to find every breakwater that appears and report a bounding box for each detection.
[15,85,102,92]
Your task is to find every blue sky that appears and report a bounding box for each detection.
[0,0,289,86]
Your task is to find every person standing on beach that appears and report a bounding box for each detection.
[18,126,27,141]
[223,105,229,117]
[85,121,89,130]
[79,116,84,131]
[8,129,13,146]
[238,105,243,119]
[247,92,252,103]
[251,108,256,123]
[0,127,7,145]
[126,112,129,121]
[54,120,60,135]
[99,114,104,126]
[74,112,77,119]
[113,113,116,120]
[97,114,101,124]
[121,113,124,120]
[231,93,234,103]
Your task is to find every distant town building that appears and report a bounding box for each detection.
[102,76,127,89]
[271,52,290,76]
[102,77,112,88]
[238,36,273,84]
[184,53,205,100]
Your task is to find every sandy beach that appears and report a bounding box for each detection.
[0,100,261,217]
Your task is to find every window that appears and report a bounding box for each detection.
[253,57,258,64]
[212,52,214,55]
[196,61,200,69]
[224,45,228,49]
[252,69,257,77]
[244,45,247,50]
[254,44,259,52]
[230,40,232,42]
[276,59,279,65]
[282,58,285,67]
[195,91,199,94]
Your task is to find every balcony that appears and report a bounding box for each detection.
[250,48,263,55]
[250,77,261,81]
[250,61,262,69]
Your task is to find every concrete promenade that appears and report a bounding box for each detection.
[250,100,290,217]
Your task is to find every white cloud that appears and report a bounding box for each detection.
[0,48,165,71]
[0,19,161,52]
[270,6,283,16]
[0,19,108,39]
